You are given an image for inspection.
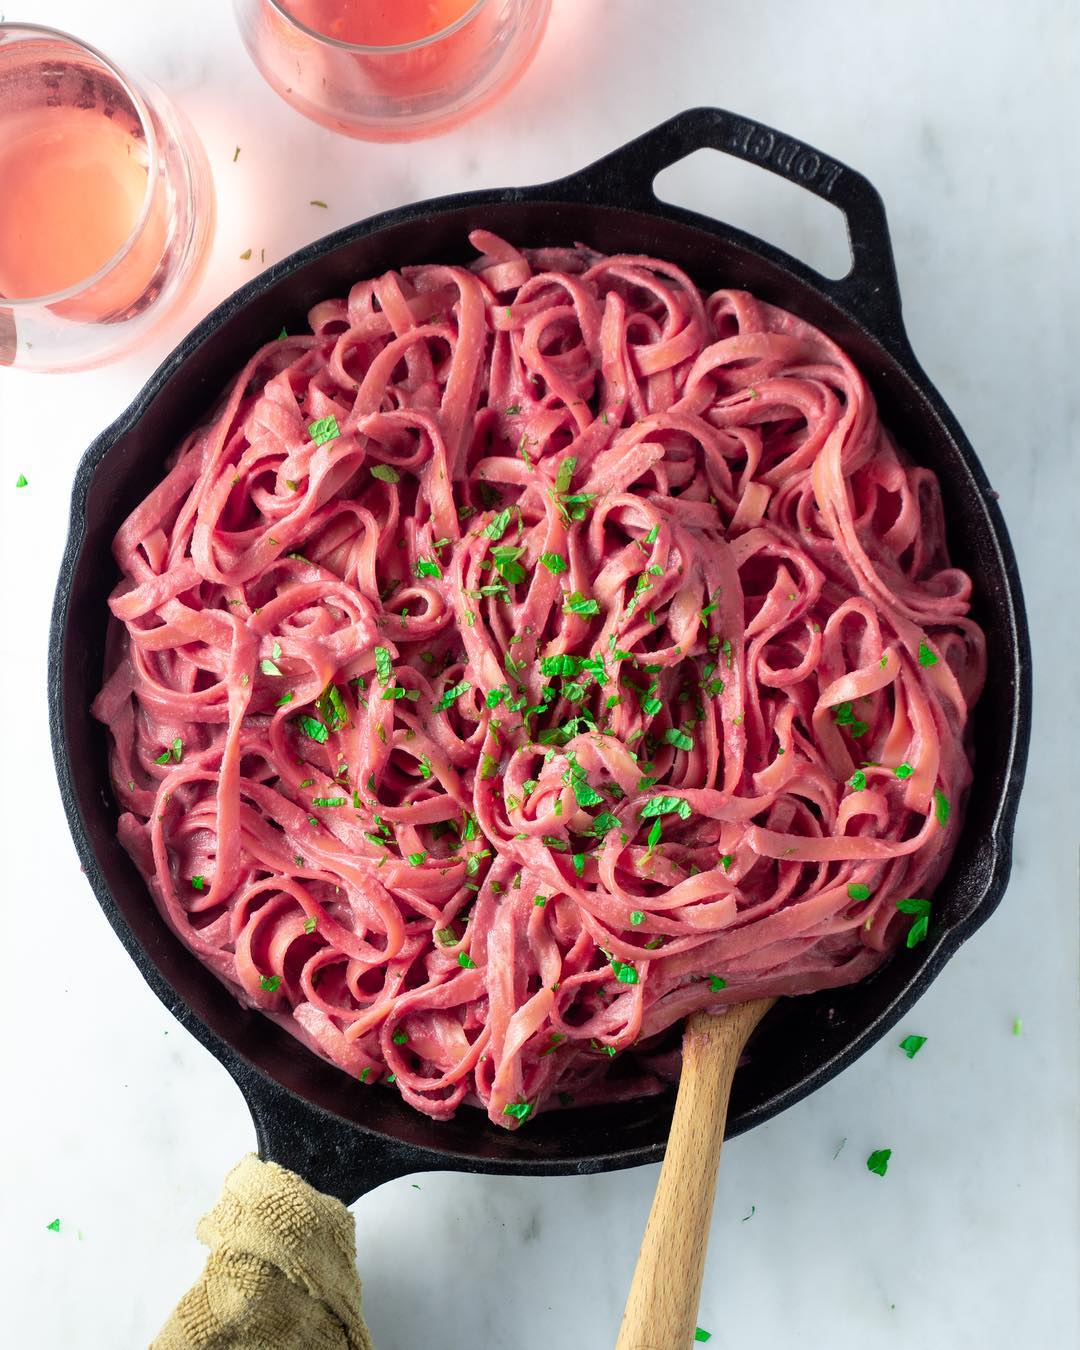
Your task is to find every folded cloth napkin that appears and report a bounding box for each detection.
[152,1154,374,1350]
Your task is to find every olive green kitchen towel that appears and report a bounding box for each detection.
[152,1153,374,1350]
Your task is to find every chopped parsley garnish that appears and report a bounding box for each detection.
[833,701,869,737]
[392,1029,409,1044]
[1012,1017,1022,1036]
[260,975,282,992]
[503,1101,532,1121]
[15,474,28,488]
[847,882,871,901]
[191,876,206,891]
[866,1148,892,1177]
[491,544,526,584]
[458,952,476,969]
[435,680,471,711]
[554,456,577,494]
[480,752,497,779]
[897,897,931,947]
[694,1330,712,1344]
[415,557,441,579]
[315,681,349,731]
[540,551,568,574]
[849,770,867,791]
[664,727,693,752]
[564,591,600,616]
[374,646,392,685]
[296,714,329,744]
[308,415,341,446]
[610,958,638,984]
[483,507,512,540]
[407,851,426,867]
[895,763,914,779]
[359,1067,371,1083]
[435,927,458,946]
[917,641,938,667]
[629,910,645,926]
[640,795,692,821]
[274,690,294,707]
[311,796,346,807]
[720,854,734,869]
[708,975,726,992]
[643,523,660,545]
[370,463,400,483]
[303,916,317,935]
[589,811,620,839]
[899,1034,927,1058]
[934,788,950,826]
[46,1218,60,1232]
[540,653,584,677]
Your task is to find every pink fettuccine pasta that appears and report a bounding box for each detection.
[94,232,984,1128]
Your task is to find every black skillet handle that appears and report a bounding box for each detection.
[232,1060,423,1205]
[553,107,906,345]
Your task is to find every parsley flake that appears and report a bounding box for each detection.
[308,415,340,446]
[435,680,471,711]
[640,795,692,821]
[610,958,638,984]
[484,508,512,541]
[917,641,938,667]
[564,591,600,616]
[866,1148,892,1177]
[296,714,329,744]
[899,1034,927,1058]
[664,727,693,752]
[897,897,931,947]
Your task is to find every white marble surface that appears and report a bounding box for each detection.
[2,2,1078,1346]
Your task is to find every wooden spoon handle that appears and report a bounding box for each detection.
[615,998,775,1350]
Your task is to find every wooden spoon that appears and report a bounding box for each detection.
[615,997,776,1350]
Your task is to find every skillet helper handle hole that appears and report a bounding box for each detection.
[562,107,906,343]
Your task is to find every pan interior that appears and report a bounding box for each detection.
[56,197,1021,1172]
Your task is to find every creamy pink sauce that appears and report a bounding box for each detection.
[94,232,984,1127]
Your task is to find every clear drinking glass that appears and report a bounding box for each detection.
[0,24,215,373]
[233,0,551,142]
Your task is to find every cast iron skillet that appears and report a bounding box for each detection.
[49,108,1030,1206]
